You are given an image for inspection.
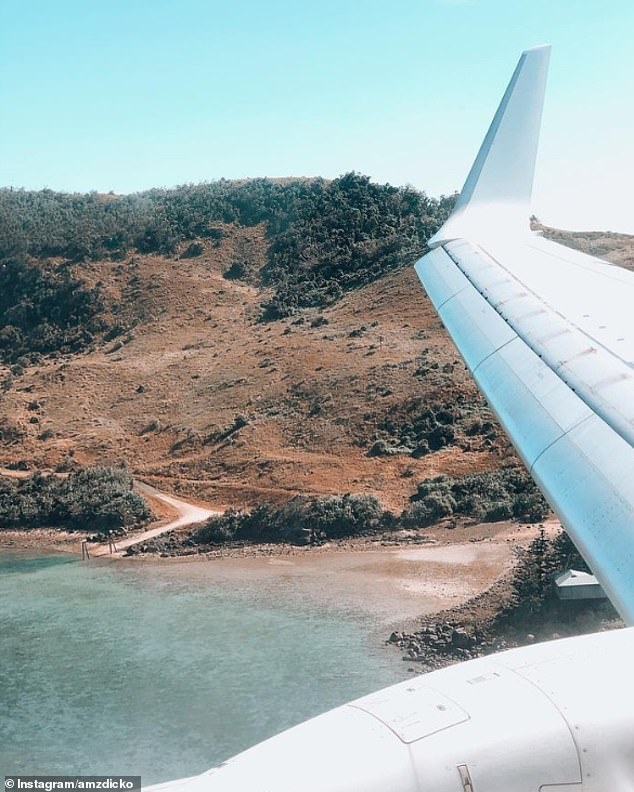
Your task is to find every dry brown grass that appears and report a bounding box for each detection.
[2,225,630,512]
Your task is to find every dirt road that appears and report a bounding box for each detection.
[88,481,217,557]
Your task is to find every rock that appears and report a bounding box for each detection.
[455,649,470,659]
[451,628,473,649]
[387,631,401,644]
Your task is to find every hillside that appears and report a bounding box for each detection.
[1,180,632,514]
[537,225,634,271]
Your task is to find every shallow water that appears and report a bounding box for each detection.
[0,553,406,784]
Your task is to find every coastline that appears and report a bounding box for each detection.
[3,470,592,667]
[0,518,545,633]
[2,516,618,674]
[0,527,91,554]
[0,474,217,558]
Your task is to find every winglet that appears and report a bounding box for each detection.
[429,45,551,248]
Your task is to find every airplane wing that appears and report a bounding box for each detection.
[415,45,634,624]
[149,46,634,792]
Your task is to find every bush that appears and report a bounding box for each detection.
[0,255,104,364]
[191,493,385,546]
[368,439,396,457]
[373,397,499,458]
[401,468,549,527]
[192,509,242,543]
[0,466,150,534]
[223,260,247,280]
[181,241,204,258]
[305,493,383,538]
[400,492,456,527]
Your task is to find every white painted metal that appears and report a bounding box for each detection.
[430,46,550,247]
[532,414,634,620]
[416,240,634,622]
[443,237,634,451]
[148,628,634,791]
[415,41,634,625]
[511,630,634,790]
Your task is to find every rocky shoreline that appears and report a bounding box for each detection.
[389,572,623,673]
[389,576,513,671]
[122,525,437,558]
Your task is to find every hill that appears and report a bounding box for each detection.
[1,178,632,514]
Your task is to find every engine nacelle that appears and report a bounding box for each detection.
[147,627,634,791]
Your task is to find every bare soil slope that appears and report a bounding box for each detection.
[2,224,631,512]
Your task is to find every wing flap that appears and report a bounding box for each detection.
[441,239,634,451]
[414,245,467,307]
[416,245,634,622]
[533,416,634,621]
[475,337,592,466]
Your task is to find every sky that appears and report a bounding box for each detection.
[1,0,632,232]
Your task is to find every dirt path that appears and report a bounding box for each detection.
[88,482,218,557]
[0,469,218,556]
[0,467,31,479]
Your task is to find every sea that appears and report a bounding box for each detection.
[0,552,407,785]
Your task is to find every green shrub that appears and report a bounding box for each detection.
[401,468,549,527]
[223,260,247,280]
[400,492,456,527]
[0,256,103,364]
[191,493,385,546]
[0,466,150,534]
[181,241,204,258]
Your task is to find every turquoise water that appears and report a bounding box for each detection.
[0,553,405,784]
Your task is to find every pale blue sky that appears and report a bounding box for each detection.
[1,0,632,231]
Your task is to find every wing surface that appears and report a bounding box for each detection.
[415,47,634,623]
